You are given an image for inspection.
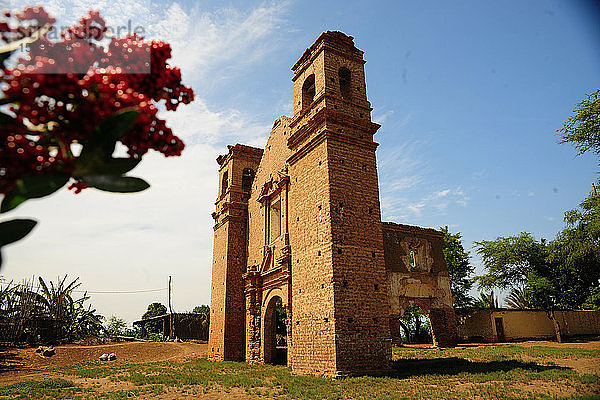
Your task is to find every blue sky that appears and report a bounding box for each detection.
[2,0,599,324]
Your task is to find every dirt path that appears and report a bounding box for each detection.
[0,341,207,385]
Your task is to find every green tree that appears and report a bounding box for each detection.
[37,276,103,341]
[441,226,474,309]
[400,304,432,344]
[473,234,570,341]
[105,315,126,337]
[556,87,600,311]
[583,286,600,310]
[546,192,600,311]
[192,305,210,316]
[142,302,167,334]
[275,299,287,336]
[474,225,599,342]
[475,232,547,290]
[123,325,141,338]
[558,88,600,165]
[0,275,103,344]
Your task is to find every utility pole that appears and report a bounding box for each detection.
[167,276,174,341]
[168,276,173,315]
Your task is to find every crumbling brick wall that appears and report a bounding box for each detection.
[382,222,458,347]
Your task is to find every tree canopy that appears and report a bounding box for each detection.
[192,305,210,316]
[142,302,167,334]
[558,88,600,165]
[441,226,474,308]
[105,315,126,337]
[143,302,167,320]
[475,232,548,290]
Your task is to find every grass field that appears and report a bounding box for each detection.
[1,343,599,399]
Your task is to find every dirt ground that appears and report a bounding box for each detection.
[1,339,599,398]
[506,339,600,375]
[0,341,207,386]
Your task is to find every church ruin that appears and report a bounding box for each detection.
[208,31,458,376]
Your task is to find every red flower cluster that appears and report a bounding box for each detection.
[0,7,55,43]
[0,7,194,194]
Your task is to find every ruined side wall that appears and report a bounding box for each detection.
[382,223,458,347]
[383,223,453,311]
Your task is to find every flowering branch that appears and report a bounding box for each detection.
[0,6,194,265]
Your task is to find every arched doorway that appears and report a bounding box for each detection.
[399,304,433,345]
[263,296,287,365]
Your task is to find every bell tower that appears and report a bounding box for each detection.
[286,31,391,375]
[208,144,262,361]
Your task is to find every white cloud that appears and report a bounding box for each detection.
[434,189,451,198]
[373,110,394,125]
[378,140,471,220]
[148,1,291,85]
[8,0,154,27]
[472,169,486,180]
[160,99,271,146]
[406,202,425,216]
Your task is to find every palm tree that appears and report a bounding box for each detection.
[38,276,104,342]
[505,287,532,309]
[473,291,500,309]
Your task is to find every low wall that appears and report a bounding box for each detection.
[458,309,600,342]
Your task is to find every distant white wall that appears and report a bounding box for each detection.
[458,310,600,342]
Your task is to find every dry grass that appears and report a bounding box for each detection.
[1,341,599,399]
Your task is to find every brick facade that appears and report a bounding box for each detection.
[208,31,458,376]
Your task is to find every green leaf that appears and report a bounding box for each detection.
[0,112,14,126]
[0,218,37,247]
[80,109,140,161]
[1,174,70,213]
[99,109,140,142]
[80,175,150,193]
[74,156,141,177]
